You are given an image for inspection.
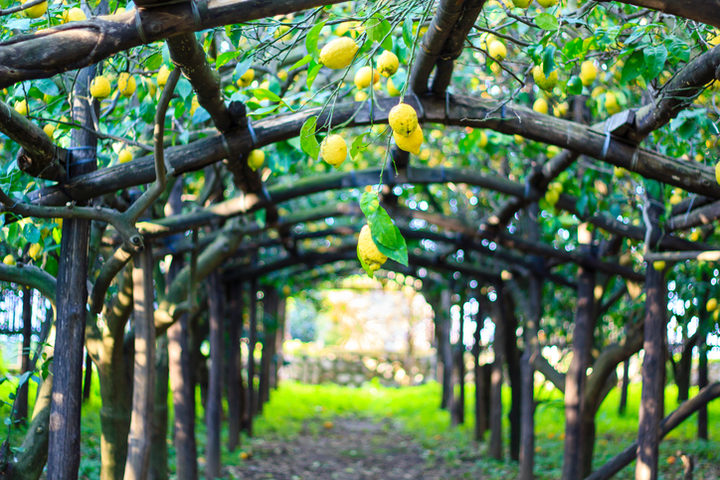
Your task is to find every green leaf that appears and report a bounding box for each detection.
[402,17,414,48]
[535,13,559,31]
[359,192,409,267]
[350,133,369,161]
[215,50,241,68]
[288,53,313,72]
[620,50,645,84]
[300,116,320,159]
[306,62,322,89]
[251,88,283,103]
[145,53,163,71]
[542,45,557,76]
[567,76,583,96]
[368,14,392,44]
[305,20,327,60]
[643,45,667,81]
[23,223,40,244]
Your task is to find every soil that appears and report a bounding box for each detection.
[225,416,479,480]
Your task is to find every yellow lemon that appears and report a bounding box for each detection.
[247,150,265,171]
[533,64,558,91]
[479,131,489,148]
[320,134,347,167]
[669,193,682,205]
[393,126,424,154]
[43,124,55,137]
[237,69,255,88]
[387,77,401,97]
[376,50,399,77]
[62,7,86,23]
[354,90,368,102]
[605,92,620,114]
[157,65,171,87]
[533,97,549,114]
[319,37,359,69]
[14,99,28,116]
[554,101,569,117]
[118,73,136,97]
[28,243,42,260]
[512,0,532,7]
[190,96,200,116]
[3,254,16,266]
[354,66,380,89]
[90,75,111,99]
[118,149,132,164]
[707,298,718,312]
[388,103,418,136]
[653,260,666,271]
[23,0,48,18]
[488,40,507,61]
[357,224,387,273]
[536,0,558,7]
[277,69,288,81]
[580,60,597,86]
[715,161,720,185]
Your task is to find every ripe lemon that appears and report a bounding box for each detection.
[3,254,16,266]
[532,98,549,114]
[357,224,387,273]
[376,50,399,77]
[532,65,558,92]
[479,131,489,148]
[579,60,597,86]
[247,150,265,171]
[388,103,418,136]
[512,0,532,7]
[277,69,288,81]
[90,75,111,99]
[354,66,380,89]
[354,90,368,102]
[14,99,28,116]
[393,126,424,154]
[536,0,558,7]
[605,91,620,114]
[653,260,666,271]
[43,124,55,137]
[118,73,136,97]
[319,37,359,70]
[488,40,507,61]
[715,161,720,185]
[320,134,347,167]
[118,149,132,164]
[669,193,682,205]
[554,101,569,117]
[62,7,86,23]
[387,78,401,97]
[23,0,48,18]
[190,96,200,116]
[28,243,42,260]
[707,298,718,312]
[157,65,171,87]
[237,69,255,88]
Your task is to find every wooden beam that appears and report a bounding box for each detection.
[598,0,720,28]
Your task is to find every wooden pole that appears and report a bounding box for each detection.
[205,272,224,479]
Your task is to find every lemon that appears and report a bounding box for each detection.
[653,260,666,271]
[157,65,171,87]
[554,101,569,117]
[354,66,380,89]
[23,0,48,18]
[190,96,200,116]
[118,73,136,97]
[376,51,399,77]
[90,75,111,99]
[393,126,424,154]
[715,161,720,185]
[707,298,718,312]
[14,99,28,116]
[3,254,16,266]
[545,189,559,206]
[320,134,347,167]
[579,60,597,86]
[533,98,549,114]
[605,91,620,114]
[237,69,255,88]
[479,131,489,148]
[532,65,558,91]
[357,224,387,274]
[690,230,700,242]
[43,124,55,137]
[669,193,682,205]
[488,40,507,61]
[536,0,558,7]
[388,103,418,136]
[247,150,265,171]
[62,7,86,23]
[28,243,42,260]
[386,78,402,97]
[118,149,132,164]
[277,69,288,81]
[354,90,368,102]
[319,37,359,69]
[512,0,532,6]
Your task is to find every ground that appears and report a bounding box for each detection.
[226,416,481,480]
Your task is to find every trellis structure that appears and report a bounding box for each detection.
[1,0,720,479]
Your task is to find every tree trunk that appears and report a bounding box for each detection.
[501,288,522,461]
[205,272,224,479]
[47,63,97,480]
[226,281,243,452]
[246,278,258,435]
[489,289,506,460]
[123,246,157,480]
[272,296,286,389]
[697,335,708,440]
[149,335,168,480]
[259,287,277,410]
[618,359,630,416]
[673,332,695,403]
[15,286,32,422]
[472,305,488,441]
[82,351,93,402]
[438,290,454,412]
[561,244,596,480]
[636,193,667,480]
[519,272,542,480]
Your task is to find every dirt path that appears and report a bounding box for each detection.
[225,416,477,480]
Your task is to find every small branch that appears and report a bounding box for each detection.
[0,0,46,17]
[645,250,720,263]
[0,263,56,305]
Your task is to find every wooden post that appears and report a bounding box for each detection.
[205,272,224,479]
[123,245,156,480]
[246,278,258,435]
[81,352,93,402]
[272,295,286,389]
[15,286,32,422]
[47,63,97,480]
[453,290,466,425]
[636,191,666,480]
[439,289,454,411]
[561,226,596,480]
[472,298,488,441]
[149,334,169,480]
[227,281,244,452]
[619,359,630,415]
[259,287,277,409]
[489,285,506,460]
[697,335,708,440]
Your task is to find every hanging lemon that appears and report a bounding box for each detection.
[320,134,347,167]
[237,69,255,88]
[118,73,136,97]
[319,37,359,69]
[393,126,424,155]
[354,66,380,89]
[90,76,111,99]
[388,103,418,137]
[357,224,387,274]
[247,150,265,171]
[376,51,399,77]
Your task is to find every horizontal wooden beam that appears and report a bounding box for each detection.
[599,0,720,28]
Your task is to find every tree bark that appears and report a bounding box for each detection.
[619,359,630,416]
[123,246,156,480]
[501,288,522,461]
[561,244,596,480]
[489,289,506,460]
[15,286,32,422]
[205,272,224,479]
[82,351,93,402]
[438,290,454,412]
[47,63,97,480]
[226,281,244,452]
[149,335,168,480]
[697,335,708,440]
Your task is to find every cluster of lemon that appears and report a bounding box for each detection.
[88,72,136,100]
[19,0,87,22]
[544,182,563,206]
[531,60,598,116]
